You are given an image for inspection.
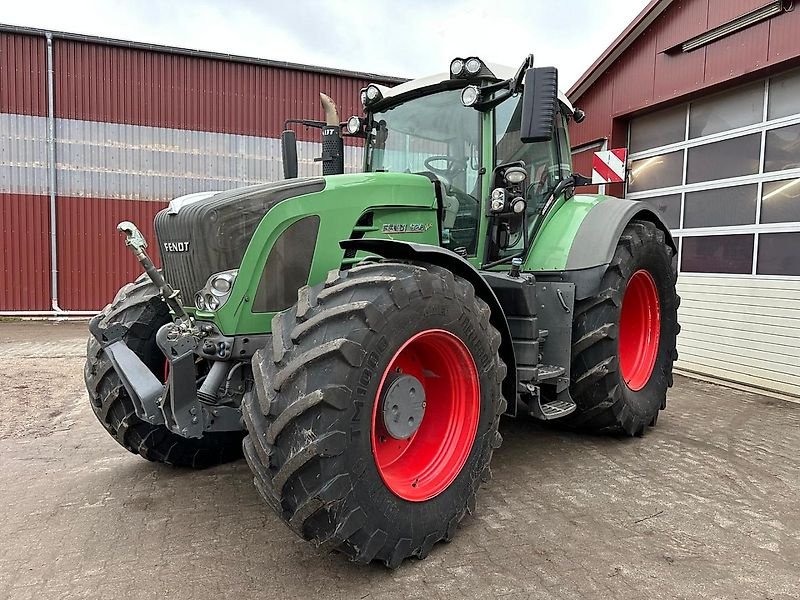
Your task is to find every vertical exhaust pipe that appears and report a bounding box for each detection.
[319,93,344,176]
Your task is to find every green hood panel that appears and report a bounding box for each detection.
[205,172,440,334]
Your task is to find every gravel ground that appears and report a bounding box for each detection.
[0,321,798,600]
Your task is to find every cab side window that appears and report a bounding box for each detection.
[495,95,562,212]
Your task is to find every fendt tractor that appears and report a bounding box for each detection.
[85,55,679,567]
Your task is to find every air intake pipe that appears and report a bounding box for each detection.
[319,93,344,176]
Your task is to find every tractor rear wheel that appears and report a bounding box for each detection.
[242,262,505,567]
[565,220,679,436]
[84,275,243,467]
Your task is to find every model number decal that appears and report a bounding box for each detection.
[382,223,432,234]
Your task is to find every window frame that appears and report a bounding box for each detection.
[624,75,800,280]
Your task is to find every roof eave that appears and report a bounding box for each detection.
[567,0,674,103]
[0,22,406,84]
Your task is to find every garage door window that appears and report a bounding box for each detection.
[684,185,757,228]
[761,178,800,223]
[767,69,800,120]
[626,71,800,279]
[757,232,800,276]
[629,104,686,153]
[681,235,755,274]
[628,151,683,192]
[689,82,764,139]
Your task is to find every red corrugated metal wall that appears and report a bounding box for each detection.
[570,150,601,195]
[1,29,396,311]
[1,34,49,311]
[56,197,164,311]
[0,194,51,310]
[569,0,800,150]
[53,40,377,141]
[0,33,46,115]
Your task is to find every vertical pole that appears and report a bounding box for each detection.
[45,32,61,312]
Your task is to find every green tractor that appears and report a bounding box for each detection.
[85,55,679,567]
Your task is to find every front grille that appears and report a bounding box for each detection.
[154,178,325,301]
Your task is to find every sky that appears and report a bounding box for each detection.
[0,0,651,88]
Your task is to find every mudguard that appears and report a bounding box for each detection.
[566,198,676,270]
[340,238,518,416]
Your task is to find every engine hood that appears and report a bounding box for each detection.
[154,177,325,300]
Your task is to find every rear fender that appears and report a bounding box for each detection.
[566,198,676,272]
[340,239,518,416]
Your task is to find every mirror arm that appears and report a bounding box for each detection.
[475,87,514,111]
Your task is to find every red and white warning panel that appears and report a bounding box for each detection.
[592,148,628,184]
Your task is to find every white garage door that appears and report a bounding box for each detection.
[625,69,800,398]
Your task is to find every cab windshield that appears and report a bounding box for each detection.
[365,89,482,255]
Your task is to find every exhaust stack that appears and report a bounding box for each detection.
[319,93,344,176]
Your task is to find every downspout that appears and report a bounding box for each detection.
[45,31,64,314]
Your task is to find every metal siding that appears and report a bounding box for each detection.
[706,0,771,27]
[610,29,658,115]
[0,193,50,310]
[3,112,361,199]
[0,32,46,116]
[570,76,614,147]
[570,149,601,194]
[676,275,800,397]
[704,20,770,84]
[53,38,379,143]
[56,196,165,311]
[767,6,800,63]
[0,112,48,195]
[653,0,708,101]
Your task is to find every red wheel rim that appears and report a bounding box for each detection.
[618,269,661,391]
[371,329,480,502]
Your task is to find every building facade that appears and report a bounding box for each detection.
[0,25,399,313]
[568,0,800,397]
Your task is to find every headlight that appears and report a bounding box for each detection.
[195,292,207,311]
[465,57,482,74]
[490,188,507,212]
[197,269,237,312]
[450,58,465,76]
[365,85,382,102]
[504,166,528,185]
[210,272,234,295]
[461,85,480,107]
[346,115,362,135]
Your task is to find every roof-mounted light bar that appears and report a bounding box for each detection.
[449,57,496,80]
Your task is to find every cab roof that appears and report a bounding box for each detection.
[372,62,575,114]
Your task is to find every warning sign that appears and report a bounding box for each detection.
[592,149,627,184]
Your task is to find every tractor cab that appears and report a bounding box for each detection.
[284,56,586,269]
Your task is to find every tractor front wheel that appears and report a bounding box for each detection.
[565,219,679,436]
[84,275,243,467]
[242,262,505,567]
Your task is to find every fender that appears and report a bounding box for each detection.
[340,238,518,416]
[566,198,676,270]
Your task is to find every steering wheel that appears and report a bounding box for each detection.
[424,155,467,179]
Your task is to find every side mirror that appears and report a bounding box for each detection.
[281,129,298,179]
[520,67,558,143]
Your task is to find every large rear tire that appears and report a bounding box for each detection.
[564,220,679,436]
[242,262,506,567]
[84,275,243,467]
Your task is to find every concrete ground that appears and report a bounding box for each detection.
[0,321,798,600]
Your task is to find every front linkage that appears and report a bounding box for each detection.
[88,221,251,439]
